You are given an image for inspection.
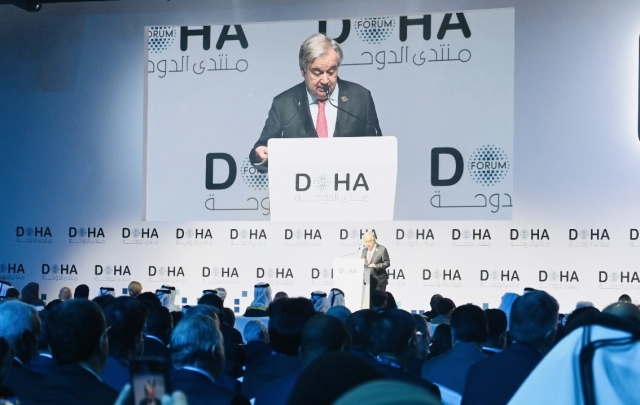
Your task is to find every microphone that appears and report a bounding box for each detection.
[342,246,361,257]
[321,83,379,136]
[280,99,302,138]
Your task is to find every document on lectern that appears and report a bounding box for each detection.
[268,137,398,221]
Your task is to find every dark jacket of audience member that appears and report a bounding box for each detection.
[463,291,559,405]
[242,297,315,399]
[422,304,488,394]
[286,352,384,405]
[142,306,173,366]
[101,296,147,392]
[254,314,351,405]
[370,309,441,400]
[345,309,378,363]
[170,314,250,405]
[25,299,118,405]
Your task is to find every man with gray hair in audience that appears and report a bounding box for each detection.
[249,33,382,170]
[0,300,41,400]
[58,286,72,301]
[462,290,559,405]
[170,313,250,405]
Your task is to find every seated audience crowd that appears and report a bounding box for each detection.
[0,281,638,405]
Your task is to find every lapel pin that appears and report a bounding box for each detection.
[341,95,348,103]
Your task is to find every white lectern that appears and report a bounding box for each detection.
[332,258,370,312]
[268,137,398,221]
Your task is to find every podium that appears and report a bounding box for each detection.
[332,258,370,312]
[268,137,398,221]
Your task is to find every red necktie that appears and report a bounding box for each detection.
[317,99,328,138]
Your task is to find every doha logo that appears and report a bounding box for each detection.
[240,158,268,191]
[148,26,177,54]
[353,17,396,45]
[467,145,510,186]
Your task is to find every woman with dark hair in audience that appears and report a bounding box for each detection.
[21,282,45,308]
[427,323,452,360]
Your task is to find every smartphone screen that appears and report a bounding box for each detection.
[130,358,170,405]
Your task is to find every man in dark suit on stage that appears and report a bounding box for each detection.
[361,231,390,291]
[249,33,382,170]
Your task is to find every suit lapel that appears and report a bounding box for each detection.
[335,79,349,137]
[297,83,318,137]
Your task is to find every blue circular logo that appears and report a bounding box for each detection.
[468,145,510,186]
[354,17,396,45]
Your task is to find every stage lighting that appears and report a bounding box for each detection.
[12,0,42,12]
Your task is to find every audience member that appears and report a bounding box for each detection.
[603,302,640,325]
[328,288,345,307]
[58,287,72,301]
[242,297,315,399]
[223,307,236,328]
[214,288,228,303]
[618,294,632,303]
[345,309,377,363]
[407,313,430,375]
[161,285,181,311]
[142,306,173,365]
[244,282,272,317]
[565,306,600,335]
[99,287,115,297]
[370,290,388,311]
[422,304,488,394]
[0,300,41,400]
[273,291,288,301]
[311,291,329,313]
[170,314,250,405]
[483,309,507,355]
[44,299,62,312]
[287,352,384,405]
[326,305,351,325]
[254,314,351,404]
[92,294,115,308]
[0,281,12,298]
[136,291,162,308]
[463,290,559,405]
[0,337,12,398]
[370,309,441,399]
[198,294,245,378]
[74,284,90,299]
[21,282,45,309]
[25,309,55,376]
[576,300,594,309]
[5,288,19,299]
[430,298,455,327]
[128,281,142,297]
[424,294,442,321]
[427,323,452,360]
[26,299,118,405]
[101,296,148,391]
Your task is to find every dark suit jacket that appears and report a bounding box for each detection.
[24,363,119,405]
[242,351,301,399]
[101,355,130,392]
[24,353,55,376]
[250,79,382,166]
[462,343,544,405]
[252,371,299,405]
[4,359,42,401]
[421,342,487,394]
[142,336,172,366]
[171,368,249,405]
[373,361,441,400]
[362,244,391,289]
